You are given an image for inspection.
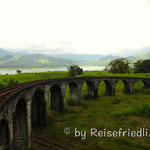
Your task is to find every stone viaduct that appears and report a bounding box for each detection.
[0,76,150,150]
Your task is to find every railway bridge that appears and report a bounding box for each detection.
[0,76,150,150]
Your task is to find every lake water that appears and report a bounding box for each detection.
[0,66,104,75]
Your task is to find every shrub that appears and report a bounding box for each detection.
[67,65,83,76]
[0,83,4,88]
[113,103,150,118]
[16,70,22,74]
[3,77,19,86]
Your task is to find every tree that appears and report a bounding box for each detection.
[67,65,83,76]
[134,59,150,73]
[16,70,22,74]
[108,58,130,74]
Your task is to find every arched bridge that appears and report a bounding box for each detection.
[0,76,150,150]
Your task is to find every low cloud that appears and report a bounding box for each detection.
[108,46,150,56]
[0,40,76,54]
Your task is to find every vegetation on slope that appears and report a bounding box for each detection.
[1,48,150,68]
[0,54,75,68]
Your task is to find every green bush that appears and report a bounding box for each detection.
[16,70,22,74]
[114,103,150,118]
[3,77,19,86]
[0,83,4,88]
[67,65,83,76]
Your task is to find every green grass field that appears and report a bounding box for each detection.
[0,71,150,87]
[1,71,150,150]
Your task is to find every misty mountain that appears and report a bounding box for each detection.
[115,47,150,57]
[83,55,120,66]
[0,48,12,56]
[127,53,150,63]
[0,54,75,68]
[0,48,150,68]
[83,53,150,66]
[47,54,104,63]
[0,55,14,62]
[12,51,30,56]
[47,54,119,66]
[97,55,120,65]
[0,48,30,56]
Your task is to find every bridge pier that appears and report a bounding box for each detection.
[104,80,116,96]
[60,85,66,111]
[31,89,47,128]
[106,85,116,96]
[50,84,65,112]
[141,79,150,89]
[13,99,28,150]
[26,100,32,149]
[124,80,134,93]
[86,81,98,99]
[0,119,10,150]
[68,82,82,105]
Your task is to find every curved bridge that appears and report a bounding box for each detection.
[0,76,150,150]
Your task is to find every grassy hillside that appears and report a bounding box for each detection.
[84,55,120,66]
[47,54,104,63]
[0,48,150,67]
[127,53,150,63]
[0,55,14,61]
[0,48,11,55]
[0,54,75,68]
[84,53,150,66]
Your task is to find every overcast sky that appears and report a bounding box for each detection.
[0,0,150,55]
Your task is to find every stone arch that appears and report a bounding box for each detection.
[98,80,116,96]
[0,119,10,149]
[82,81,97,99]
[82,81,88,99]
[98,80,106,96]
[103,80,114,96]
[133,80,145,92]
[115,80,128,94]
[123,80,131,93]
[50,84,64,112]
[65,84,70,103]
[31,89,46,128]
[67,82,81,105]
[140,80,149,88]
[13,98,28,150]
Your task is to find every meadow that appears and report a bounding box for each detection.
[0,70,150,86]
[1,71,150,150]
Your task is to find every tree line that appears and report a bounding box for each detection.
[105,58,150,74]
[67,58,150,76]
